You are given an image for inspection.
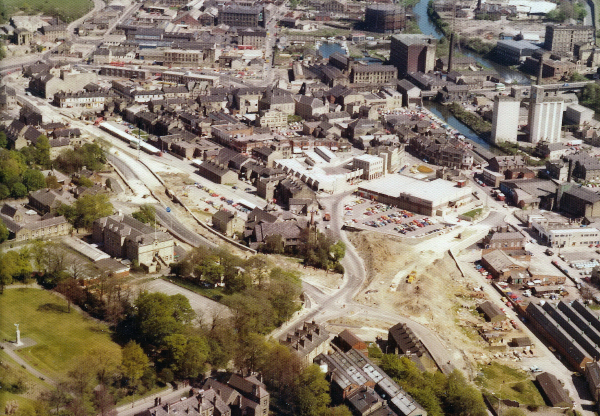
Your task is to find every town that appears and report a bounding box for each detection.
[5,0,600,414]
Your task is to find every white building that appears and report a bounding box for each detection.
[358,176,473,216]
[491,95,520,144]
[531,219,600,247]
[353,154,384,180]
[528,85,564,144]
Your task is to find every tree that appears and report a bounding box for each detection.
[179,336,209,379]
[0,131,7,149]
[444,370,487,416]
[69,194,114,229]
[93,385,117,416]
[121,341,149,386]
[135,292,195,347]
[259,341,302,390]
[293,365,331,416]
[132,204,156,224]
[22,169,46,191]
[105,178,112,190]
[39,382,71,414]
[10,182,27,198]
[194,258,224,285]
[45,175,61,189]
[34,135,51,167]
[0,218,9,243]
[233,333,267,373]
[87,346,121,386]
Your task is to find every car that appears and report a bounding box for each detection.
[245,187,252,192]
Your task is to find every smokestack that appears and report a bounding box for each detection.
[567,159,573,182]
[448,33,454,73]
[536,57,544,85]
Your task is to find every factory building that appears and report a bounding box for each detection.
[357,176,472,216]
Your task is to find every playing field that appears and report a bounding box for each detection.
[3,0,93,23]
[0,288,121,379]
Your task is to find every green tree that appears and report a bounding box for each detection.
[135,292,195,347]
[293,365,331,416]
[193,257,224,285]
[132,204,156,224]
[330,241,346,262]
[10,182,28,198]
[67,194,113,229]
[121,341,149,386]
[0,218,9,243]
[0,131,7,149]
[444,370,487,416]
[179,336,209,378]
[22,169,46,191]
[34,135,51,167]
[162,333,187,372]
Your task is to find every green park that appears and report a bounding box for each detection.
[0,288,121,380]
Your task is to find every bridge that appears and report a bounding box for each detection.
[419,80,596,99]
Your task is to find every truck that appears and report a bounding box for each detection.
[406,270,416,283]
[496,193,505,201]
[323,213,331,221]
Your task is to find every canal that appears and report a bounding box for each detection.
[413,0,530,151]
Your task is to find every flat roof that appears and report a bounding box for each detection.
[359,176,472,206]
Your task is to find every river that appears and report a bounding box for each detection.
[412,0,533,151]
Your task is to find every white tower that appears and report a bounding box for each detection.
[491,95,520,144]
[528,85,564,144]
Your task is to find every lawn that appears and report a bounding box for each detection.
[462,208,483,219]
[2,0,93,23]
[475,362,545,407]
[0,349,51,414]
[0,288,121,380]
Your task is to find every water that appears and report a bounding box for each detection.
[426,101,504,154]
[413,0,531,84]
[412,0,529,152]
[318,42,345,59]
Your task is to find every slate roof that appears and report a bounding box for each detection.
[536,372,572,408]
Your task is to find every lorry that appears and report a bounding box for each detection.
[406,270,416,283]
[323,213,331,221]
[496,193,505,201]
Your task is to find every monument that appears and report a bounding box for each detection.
[14,324,23,346]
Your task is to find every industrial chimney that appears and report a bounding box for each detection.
[536,57,544,85]
[567,159,573,182]
[448,33,455,73]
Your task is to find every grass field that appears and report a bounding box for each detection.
[2,0,93,23]
[0,288,121,380]
[475,362,545,407]
[0,349,51,413]
[462,208,483,219]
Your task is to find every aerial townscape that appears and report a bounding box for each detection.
[8,0,600,414]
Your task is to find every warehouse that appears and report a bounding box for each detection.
[535,372,572,408]
[357,176,473,216]
[525,300,599,370]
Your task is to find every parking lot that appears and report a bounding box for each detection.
[342,198,454,237]
[182,182,260,220]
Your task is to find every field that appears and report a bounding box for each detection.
[2,0,92,23]
[0,288,121,380]
[476,362,546,407]
[0,349,50,414]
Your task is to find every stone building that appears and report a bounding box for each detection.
[92,214,175,271]
[280,321,330,367]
